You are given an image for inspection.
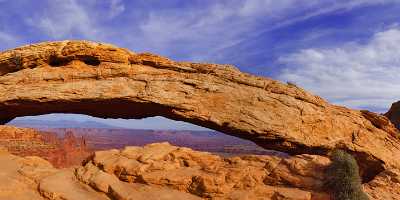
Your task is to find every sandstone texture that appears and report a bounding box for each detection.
[0,143,202,200]
[364,168,400,200]
[0,125,90,167]
[385,100,400,129]
[2,142,400,200]
[1,40,400,182]
[1,41,400,198]
[80,142,332,200]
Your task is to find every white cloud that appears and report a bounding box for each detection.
[27,0,97,38]
[109,0,125,18]
[0,31,19,50]
[21,0,399,59]
[0,31,16,43]
[278,28,400,111]
[137,0,397,61]
[137,0,319,60]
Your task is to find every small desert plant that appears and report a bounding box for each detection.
[325,150,369,200]
[286,81,297,87]
[11,52,22,68]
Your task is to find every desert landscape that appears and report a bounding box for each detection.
[0,40,399,199]
[10,118,274,155]
[7,118,276,167]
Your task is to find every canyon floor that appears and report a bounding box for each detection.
[4,120,278,168]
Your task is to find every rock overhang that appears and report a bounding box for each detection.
[1,40,400,182]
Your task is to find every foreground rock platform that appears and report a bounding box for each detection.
[1,41,400,182]
[0,142,399,200]
[0,143,202,200]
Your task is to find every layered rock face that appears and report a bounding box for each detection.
[80,142,331,200]
[0,143,207,200]
[0,125,89,167]
[1,41,400,182]
[2,142,399,200]
[385,101,400,129]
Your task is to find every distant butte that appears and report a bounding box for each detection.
[385,100,400,129]
[0,41,400,199]
[0,126,89,168]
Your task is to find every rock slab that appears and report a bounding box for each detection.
[1,142,399,200]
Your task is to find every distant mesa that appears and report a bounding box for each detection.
[0,126,89,168]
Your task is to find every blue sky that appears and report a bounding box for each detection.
[2,0,400,129]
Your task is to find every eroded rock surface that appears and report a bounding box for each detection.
[80,142,331,199]
[0,41,400,179]
[385,101,400,130]
[365,168,400,200]
[1,141,400,199]
[0,142,331,200]
[0,125,90,167]
[0,144,205,200]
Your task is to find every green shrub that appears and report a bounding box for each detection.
[286,81,297,87]
[325,150,369,200]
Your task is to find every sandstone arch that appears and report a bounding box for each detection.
[1,41,400,180]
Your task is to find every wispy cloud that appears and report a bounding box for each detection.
[135,0,398,62]
[137,0,314,60]
[0,31,19,50]
[278,27,400,111]
[109,0,125,18]
[17,0,399,61]
[26,0,97,39]
[0,31,16,43]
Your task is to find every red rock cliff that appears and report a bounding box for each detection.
[0,126,90,168]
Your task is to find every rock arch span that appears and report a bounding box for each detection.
[1,41,400,180]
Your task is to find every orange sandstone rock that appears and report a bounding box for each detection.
[0,125,90,167]
[1,41,400,199]
[385,101,400,129]
[0,41,399,180]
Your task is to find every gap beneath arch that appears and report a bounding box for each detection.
[6,114,284,167]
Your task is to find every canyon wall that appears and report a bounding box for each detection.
[385,101,400,129]
[0,126,89,167]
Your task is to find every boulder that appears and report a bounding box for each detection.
[0,142,333,200]
[0,143,206,200]
[80,142,329,199]
[364,167,400,200]
[1,137,400,200]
